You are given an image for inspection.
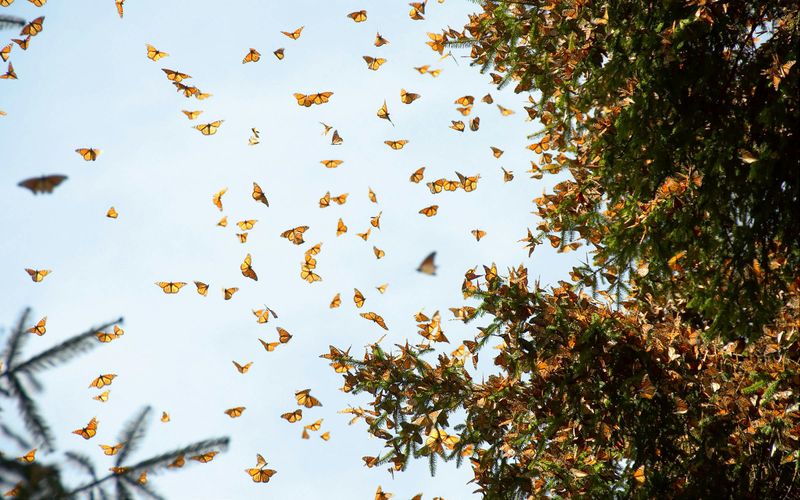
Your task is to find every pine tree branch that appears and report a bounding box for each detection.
[121,475,165,500]
[3,308,31,373]
[64,452,98,482]
[0,423,31,450]
[7,374,54,451]
[115,406,152,467]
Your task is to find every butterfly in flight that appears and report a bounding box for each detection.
[25,268,51,282]
[245,454,277,483]
[72,417,98,440]
[281,26,304,39]
[273,48,285,59]
[293,92,333,107]
[194,120,224,135]
[145,44,168,61]
[417,252,437,275]
[155,281,185,294]
[27,316,46,336]
[295,389,322,408]
[18,174,67,194]
[347,10,367,22]
[75,148,101,161]
[243,48,261,63]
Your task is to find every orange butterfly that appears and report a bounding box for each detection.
[368,187,378,203]
[497,104,515,116]
[89,374,116,389]
[252,306,277,324]
[224,407,246,418]
[106,207,118,219]
[319,191,331,208]
[501,167,514,182]
[75,148,101,161]
[415,65,430,74]
[347,10,367,22]
[357,228,371,241]
[281,226,309,245]
[115,0,124,17]
[370,211,382,228]
[353,288,366,308]
[332,193,348,205]
[470,116,481,131]
[360,311,388,330]
[363,56,386,71]
[293,92,333,107]
[277,327,292,344]
[259,338,280,352]
[25,268,51,282]
[329,293,341,308]
[223,287,239,300]
[300,264,322,283]
[295,389,322,408]
[146,44,168,61]
[409,167,425,183]
[409,2,426,20]
[194,120,224,135]
[218,216,228,227]
[273,48,285,59]
[162,68,190,82]
[306,242,322,255]
[246,454,277,483]
[155,281,185,294]
[281,26,304,39]
[471,229,487,241]
[100,443,124,456]
[281,409,302,423]
[384,140,408,150]
[233,361,253,374]
[1,44,11,62]
[376,283,388,294]
[320,432,331,441]
[96,325,124,343]
[454,95,474,106]
[195,91,212,100]
[21,16,45,37]
[450,120,465,132]
[93,390,110,402]
[456,172,480,192]
[240,253,258,281]
[212,188,227,211]
[320,159,343,169]
[27,316,47,336]
[18,449,36,463]
[330,130,344,145]
[251,182,269,206]
[162,412,171,423]
[304,419,322,431]
[377,101,393,124]
[426,32,444,52]
[374,32,389,47]
[167,455,185,468]
[72,417,98,440]
[490,146,504,158]
[191,451,218,463]
[417,252,437,275]
[12,37,28,51]
[173,81,199,97]
[400,88,420,104]
[373,247,385,259]
[243,48,261,63]
[456,105,473,116]
[482,93,494,104]
[419,205,439,217]
[0,61,17,79]
[194,281,209,296]
[336,218,348,236]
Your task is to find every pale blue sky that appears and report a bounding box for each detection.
[0,1,577,498]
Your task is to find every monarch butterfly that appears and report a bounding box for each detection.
[357,228,371,241]
[137,471,147,484]
[428,178,459,193]
[27,316,46,336]
[305,242,322,255]
[347,10,367,22]
[376,100,393,124]
[454,95,474,106]
[1,44,10,62]
[633,465,646,484]
[295,389,322,408]
[384,139,408,150]
[426,32,444,52]
[497,104,515,116]
[469,116,480,131]
[490,146,504,158]
[419,205,439,217]
[259,338,280,351]
[217,216,227,227]
[109,467,130,475]
[21,16,45,37]
[212,188,227,211]
[376,283,388,294]
[0,61,17,80]
[360,311,388,330]
[400,89,420,104]
[100,443,124,456]
[501,167,514,182]
[174,82,198,95]
[223,287,239,300]
[93,390,110,402]
[320,432,330,441]
[75,148,101,161]
[281,409,302,423]
[303,254,317,269]
[233,361,253,375]
[329,293,341,308]
[155,281,185,294]
[450,120,465,132]
[224,407,246,418]
[409,3,425,20]
[370,211,382,228]
[162,68,190,82]
[332,193,348,205]
[72,417,98,440]
[409,167,425,183]
[320,159,343,168]
[281,225,309,245]
[194,120,224,135]
[336,218,347,236]
[252,306,277,323]
[89,373,116,389]
[237,219,257,231]
[304,419,322,431]
[456,105,472,116]
[240,253,258,281]
[368,187,377,203]
[106,207,118,219]
[242,48,260,63]
[318,191,331,208]
[25,268,51,282]
[191,451,218,463]
[277,327,292,344]
[363,56,386,71]
[373,247,385,259]
[167,455,184,468]
[281,26,304,39]
[482,93,494,104]
[353,288,366,308]
[18,449,37,463]
[195,91,212,100]
[145,44,168,61]
[319,122,332,135]
[471,229,487,241]
[245,454,277,483]
[428,68,442,77]
[293,91,333,107]
[273,48,284,60]
[96,325,124,343]
[115,0,124,17]
[247,182,268,207]
[300,264,322,283]
[417,252,437,275]
[331,129,343,145]
[374,32,389,46]
[414,65,430,74]
[455,171,480,192]
[375,486,393,500]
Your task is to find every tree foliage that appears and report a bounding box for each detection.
[326,1,800,497]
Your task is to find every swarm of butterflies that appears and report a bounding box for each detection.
[5,0,528,495]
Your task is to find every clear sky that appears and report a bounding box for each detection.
[0,1,578,498]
